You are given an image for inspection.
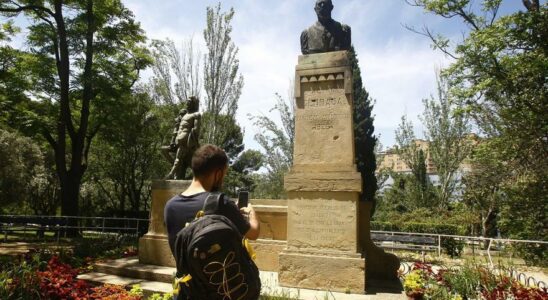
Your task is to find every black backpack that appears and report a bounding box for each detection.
[173,192,261,300]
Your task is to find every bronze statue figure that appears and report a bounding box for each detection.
[164,97,201,180]
[301,0,351,55]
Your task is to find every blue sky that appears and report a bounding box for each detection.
[5,0,526,151]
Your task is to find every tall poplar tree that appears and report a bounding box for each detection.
[349,47,378,204]
[203,3,244,146]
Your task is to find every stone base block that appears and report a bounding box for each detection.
[250,239,286,272]
[138,234,175,267]
[279,250,365,294]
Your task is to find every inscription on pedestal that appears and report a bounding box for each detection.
[294,84,354,167]
[287,195,358,252]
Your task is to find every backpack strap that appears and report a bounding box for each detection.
[202,192,224,215]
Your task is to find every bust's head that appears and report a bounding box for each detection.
[315,0,333,22]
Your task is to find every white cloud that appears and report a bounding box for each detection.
[359,39,452,146]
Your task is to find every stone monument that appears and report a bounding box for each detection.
[279,50,365,294]
[140,97,201,266]
[138,180,190,267]
[279,0,398,293]
[278,1,364,292]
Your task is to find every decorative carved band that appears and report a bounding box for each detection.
[300,73,345,83]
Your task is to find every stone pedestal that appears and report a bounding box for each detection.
[139,180,190,267]
[278,51,365,293]
[359,201,400,282]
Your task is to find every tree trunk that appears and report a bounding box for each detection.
[60,171,82,236]
[481,208,497,249]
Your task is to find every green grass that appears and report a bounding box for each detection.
[259,290,300,300]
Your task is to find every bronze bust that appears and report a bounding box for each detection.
[301,0,351,55]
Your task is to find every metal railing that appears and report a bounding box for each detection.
[372,230,548,267]
[0,215,150,242]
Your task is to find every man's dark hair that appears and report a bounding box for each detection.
[191,144,228,177]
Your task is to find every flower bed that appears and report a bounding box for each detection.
[1,254,145,299]
[402,262,548,299]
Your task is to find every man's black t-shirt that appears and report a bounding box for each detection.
[164,192,250,255]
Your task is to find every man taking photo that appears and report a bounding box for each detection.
[164,144,261,300]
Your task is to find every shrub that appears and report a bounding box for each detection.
[89,284,141,300]
[403,269,427,297]
[72,234,136,259]
[37,256,90,299]
[401,262,548,299]
[0,251,143,299]
[0,256,42,300]
[149,292,172,300]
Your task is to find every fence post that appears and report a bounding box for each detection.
[487,239,493,267]
[102,218,105,233]
[438,235,442,257]
[64,217,68,238]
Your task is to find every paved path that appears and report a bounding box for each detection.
[259,271,405,300]
[0,242,69,256]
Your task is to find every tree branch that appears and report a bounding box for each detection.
[522,0,540,12]
[41,128,57,151]
[403,23,459,60]
[0,3,55,18]
[456,7,480,31]
[78,0,94,138]
[30,8,61,66]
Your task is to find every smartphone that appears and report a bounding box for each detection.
[238,190,249,209]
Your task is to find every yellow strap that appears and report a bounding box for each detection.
[242,238,256,261]
[173,274,193,295]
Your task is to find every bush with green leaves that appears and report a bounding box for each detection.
[0,254,43,299]
[402,261,548,299]
[72,234,136,259]
[149,292,172,300]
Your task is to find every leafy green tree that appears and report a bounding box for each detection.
[421,73,472,208]
[250,93,294,199]
[223,149,263,197]
[395,116,421,177]
[201,113,245,159]
[0,129,58,215]
[349,47,378,205]
[203,3,244,145]
[0,22,20,127]
[462,141,505,239]
[0,0,151,219]
[393,116,436,208]
[85,90,163,215]
[408,0,547,260]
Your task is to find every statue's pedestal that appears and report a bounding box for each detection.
[278,51,365,293]
[359,201,400,282]
[279,181,365,293]
[139,180,190,267]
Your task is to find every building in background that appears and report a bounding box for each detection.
[377,139,437,174]
[377,134,479,176]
